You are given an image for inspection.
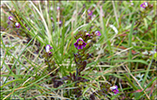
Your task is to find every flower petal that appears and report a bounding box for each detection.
[8,16,13,21]
[15,22,21,28]
[45,45,53,53]
[74,42,78,48]
[74,38,86,49]
[78,45,83,49]
[95,31,101,36]
[88,9,93,16]
[82,42,87,47]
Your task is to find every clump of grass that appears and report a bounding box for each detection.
[1,1,156,100]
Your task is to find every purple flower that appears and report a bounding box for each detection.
[87,9,93,16]
[27,27,31,30]
[74,38,87,49]
[45,45,53,54]
[57,6,60,10]
[86,32,90,37]
[58,21,62,27]
[59,21,62,25]
[51,17,54,21]
[8,16,13,21]
[8,21,11,25]
[95,31,101,36]
[140,2,148,8]
[15,22,21,28]
[110,85,119,94]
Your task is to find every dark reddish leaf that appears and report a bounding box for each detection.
[131,50,137,54]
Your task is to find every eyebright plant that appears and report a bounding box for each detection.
[86,9,96,23]
[134,2,154,32]
[68,29,103,98]
[44,45,63,88]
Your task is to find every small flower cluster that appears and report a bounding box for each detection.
[8,16,21,28]
[74,30,101,50]
[7,10,31,41]
[110,85,119,94]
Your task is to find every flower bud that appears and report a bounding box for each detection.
[15,22,21,28]
[8,16,13,21]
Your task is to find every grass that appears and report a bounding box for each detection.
[1,1,157,100]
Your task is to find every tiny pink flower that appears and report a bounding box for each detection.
[87,9,93,16]
[8,16,13,21]
[15,22,21,28]
[74,38,87,49]
[140,2,148,8]
[110,85,119,94]
[45,45,53,54]
[95,31,101,36]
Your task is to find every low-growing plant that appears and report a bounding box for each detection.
[1,1,156,100]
